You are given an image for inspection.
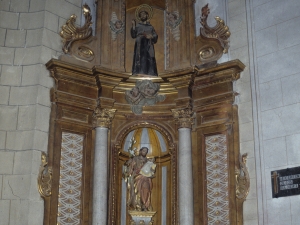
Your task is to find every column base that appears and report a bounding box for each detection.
[128,211,156,225]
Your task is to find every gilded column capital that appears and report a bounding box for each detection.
[93,106,117,128]
[171,107,195,129]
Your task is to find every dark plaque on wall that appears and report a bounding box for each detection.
[271,167,300,198]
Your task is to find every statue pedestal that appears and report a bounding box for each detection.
[128,211,156,225]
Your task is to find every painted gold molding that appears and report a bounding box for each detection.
[236,153,250,200]
[38,152,52,198]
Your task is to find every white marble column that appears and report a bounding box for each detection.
[178,128,194,225]
[171,108,194,225]
[93,127,108,225]
[92,107,116,225]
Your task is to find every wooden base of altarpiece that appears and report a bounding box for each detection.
[42,59,247,225]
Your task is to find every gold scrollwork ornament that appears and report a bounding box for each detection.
[200,4,230,53]
[196,4,231,64]
[235,153,250,200]
[38,152,52,198]
[60,4,93,54]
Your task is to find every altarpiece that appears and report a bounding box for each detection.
[38,1,250,224]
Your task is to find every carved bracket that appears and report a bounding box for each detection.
[60,4,93,54]
[38,152,52,198]
[235,153,250,200]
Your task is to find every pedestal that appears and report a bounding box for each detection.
[128,211,156,225]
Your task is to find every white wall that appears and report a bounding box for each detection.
[0,0,82,224]
[248,0,300,224]
[196,0,300,224]
[228,0,300,224]
[227,0,258,224]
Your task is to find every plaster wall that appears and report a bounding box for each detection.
[0,0,82,224]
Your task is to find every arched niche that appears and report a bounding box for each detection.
[112,123,177,225]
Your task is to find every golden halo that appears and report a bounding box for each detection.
[135,4,153,22]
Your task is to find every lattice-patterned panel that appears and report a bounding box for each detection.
[205,134,229,225]
[57,132,84,225]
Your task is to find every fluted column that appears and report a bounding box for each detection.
[171,107,194,225]
[92,107,116,225]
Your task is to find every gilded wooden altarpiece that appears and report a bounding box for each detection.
[40,1,249,224]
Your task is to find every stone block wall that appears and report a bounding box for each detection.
[228,0,300,224]
[227,1,258,225]
[250,0,300,224]
[0,0,82,224]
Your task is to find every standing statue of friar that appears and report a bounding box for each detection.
[123,147,156,211]
[131,5,158,76]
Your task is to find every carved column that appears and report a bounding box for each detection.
[92,107,116,225]
[171,107,194,225]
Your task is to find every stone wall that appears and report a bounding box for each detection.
[0,0,82,224]
[228,0,300,224]
[249,0,300,224]
[227,0,258,224]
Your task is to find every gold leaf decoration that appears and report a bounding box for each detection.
[200,4,231,54]
[38,152,52,198]
[60,4,93,53]
[235,153,250,200]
